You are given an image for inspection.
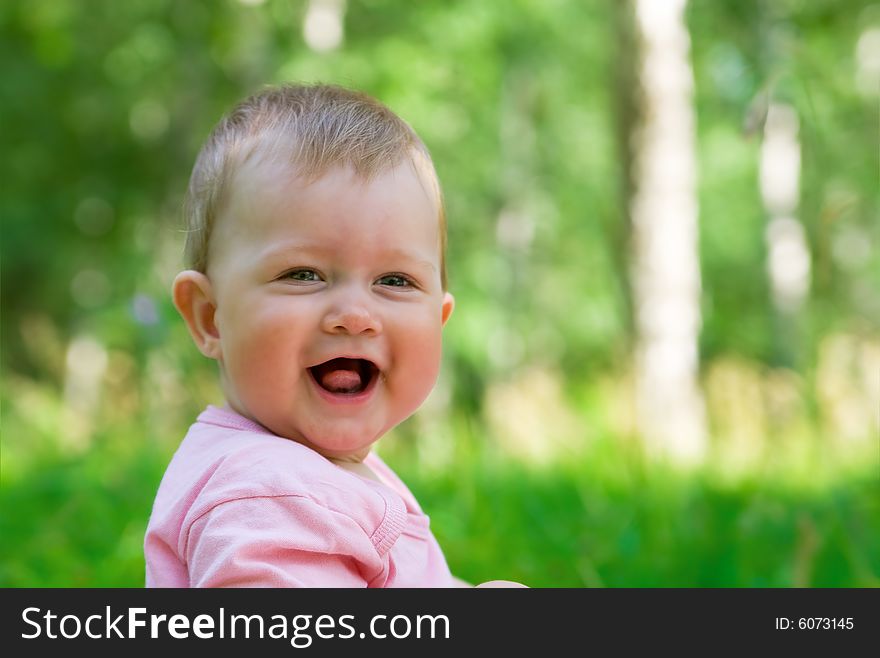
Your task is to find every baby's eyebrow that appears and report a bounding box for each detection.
[378,247,438,272]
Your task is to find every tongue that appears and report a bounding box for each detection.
[321,368,363,393]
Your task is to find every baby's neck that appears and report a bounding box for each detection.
[329,456,382,483]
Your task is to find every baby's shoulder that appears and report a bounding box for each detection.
[181,425,390,525]
[212,429,328,488]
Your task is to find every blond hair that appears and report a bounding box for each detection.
[183,83,447,288]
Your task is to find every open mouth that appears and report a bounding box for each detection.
[308,358,379,396]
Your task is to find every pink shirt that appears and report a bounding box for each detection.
[144,405,453,587]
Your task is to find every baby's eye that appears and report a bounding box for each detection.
[283,269,322,282]
[376,273,413,288]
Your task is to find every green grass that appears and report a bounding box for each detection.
[414,462,880,587]
[2,424,877,587]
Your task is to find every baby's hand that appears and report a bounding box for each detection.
[475,580,528,588]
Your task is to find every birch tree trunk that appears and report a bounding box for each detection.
[761,103,809,316]
[630,0,706,462]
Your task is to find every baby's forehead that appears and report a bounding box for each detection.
[231,156,308,199]
[205,137,447,287]
[228,151,439,215]
[213,156,440,242]
[208,161,440,271]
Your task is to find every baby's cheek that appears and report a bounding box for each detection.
[229,329,292,392]
[402,330,443,395]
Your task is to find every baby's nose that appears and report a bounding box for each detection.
[322,303,382,336]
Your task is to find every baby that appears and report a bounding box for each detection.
[144,83,520,587]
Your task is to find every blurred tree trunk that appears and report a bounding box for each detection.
[753,6,810,366]
[760,101,809,365]
[626,0,707,462]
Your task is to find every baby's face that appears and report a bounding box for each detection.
[205,160,454,461]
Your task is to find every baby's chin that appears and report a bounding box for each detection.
[234,402,386,461]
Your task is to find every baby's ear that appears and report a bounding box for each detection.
[172,271,222,360]
[441,292,455,327]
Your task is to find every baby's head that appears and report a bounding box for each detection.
[182,84,448,288]
[173,84,455,462]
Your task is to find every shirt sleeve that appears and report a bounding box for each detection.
[184,494,387,587]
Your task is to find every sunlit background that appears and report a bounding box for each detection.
[2,0,878,587]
